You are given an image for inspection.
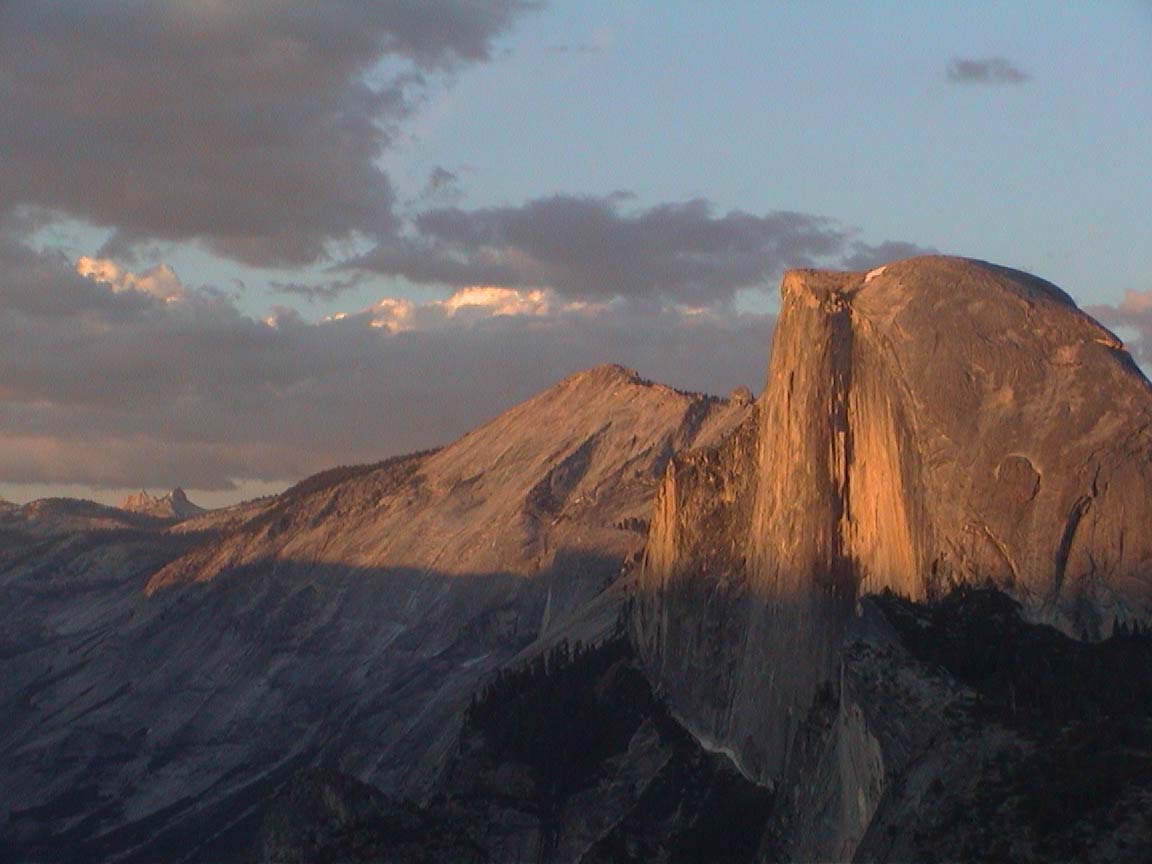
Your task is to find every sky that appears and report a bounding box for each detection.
[1,1,1150,507]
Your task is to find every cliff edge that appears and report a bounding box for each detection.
[635,255,1152,787]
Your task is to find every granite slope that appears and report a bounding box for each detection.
[636,256,1152,790]
[0,365,751,862]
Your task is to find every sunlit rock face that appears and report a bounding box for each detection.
[146,364,752,611]
[636,255,1152,785]
[119,487,205,520]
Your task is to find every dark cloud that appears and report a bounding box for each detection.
[0,238,771,491]
[353,195,856,305]
[269,276,367,303]
[425,167,464,201]
[405,166,466,209]
[841,240,938,271]
[0,237,155,320]
[946,56,1030,85]
[0,2,535,266]
[353,194,935,305]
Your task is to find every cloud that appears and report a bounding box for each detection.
[418,167,465,205]
[76,257,185,302]
[0,2,535,266]
[547,43,602,54]
[840,240,938,271]
[1086,289,1152,367]
[547,26,615,54]
[352,194,936,306]
[345,286,559,332]
[269,275,367,303]
[354,195,865,305]
[946,56,1030,85]
[0,238,771,492]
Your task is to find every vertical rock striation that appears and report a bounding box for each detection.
[636,255,1152,787]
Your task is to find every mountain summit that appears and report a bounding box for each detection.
[0,364,751,861]
[146,363,749,599]
[5,259,1152,863]
[119,486,205,519]
[637,253,1152,792]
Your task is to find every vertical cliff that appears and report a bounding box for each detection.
[636,255,1152,790]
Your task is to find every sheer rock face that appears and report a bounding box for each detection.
[636,256,1152,785]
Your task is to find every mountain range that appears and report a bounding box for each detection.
[2,256,1150,863]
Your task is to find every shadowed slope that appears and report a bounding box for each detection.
[0,365,753,862]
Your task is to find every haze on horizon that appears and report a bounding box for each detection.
[0,1,1149,508]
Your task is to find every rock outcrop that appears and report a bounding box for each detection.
[119,486,205,520]
[250,588,1152,863]
[257,770,489,864]
[636,256,1152,787]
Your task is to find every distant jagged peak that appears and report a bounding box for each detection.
[119,487,205,520]
[120,489,160,511]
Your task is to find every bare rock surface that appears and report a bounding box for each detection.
[636,256,1152,788]
[0,365,749,862]
[147,365,747,605]
[763,588,1152,864]
[119,488,205,521]
[246,587,1152,863]
[7,255,1152,862]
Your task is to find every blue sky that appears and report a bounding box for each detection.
[388,1,1150,305]
[1,2,1150,504]
[31,2,1152,316]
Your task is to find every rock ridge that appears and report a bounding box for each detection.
[120,486,205,519]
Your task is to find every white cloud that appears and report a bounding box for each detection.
[76,256,185,302]
[1,241,773,496]
[350,285,597,332]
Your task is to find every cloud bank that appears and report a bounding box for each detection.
[0,240,772,492]
[353,194,929,306]
[0,1,534,265]
[0,4,938,498]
